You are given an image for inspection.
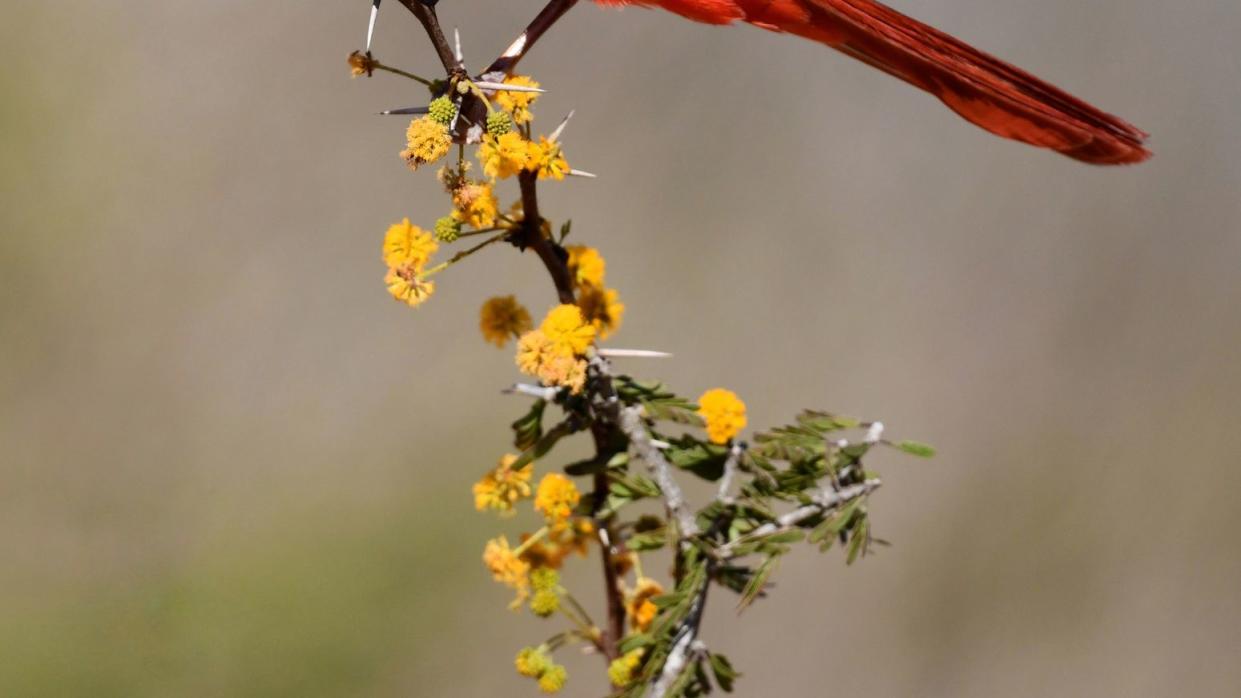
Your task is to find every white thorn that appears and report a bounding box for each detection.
[568,169,597,179]
[596,348,672,359]
[453,27,464,63]
[366,0,381,52]
[548,110,575,143]
[503,383,560,400]
[472,80,546,94]
[649,439,672,450]
[865,421,885,445]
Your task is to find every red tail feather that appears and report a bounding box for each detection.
[602,0,1150,164]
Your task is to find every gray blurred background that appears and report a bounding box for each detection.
[2,0,1239,695]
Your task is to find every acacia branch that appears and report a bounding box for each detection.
[517,171,576,304]
[618,405,700,538]
[484,0,581,76]
[716,479,882,559]
[396,0,464,78]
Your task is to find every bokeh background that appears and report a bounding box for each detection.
[3,0,1239,695]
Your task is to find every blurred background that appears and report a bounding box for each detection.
[3,0,1239,695]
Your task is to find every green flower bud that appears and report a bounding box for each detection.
[486,110,513,136]
[428,96,456,125]
[434,215,461,242]
[530,567,559,592]
[529,589,560,618]
[515,646,552,678]
[537,664,567,693]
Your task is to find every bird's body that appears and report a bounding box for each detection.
[596,0,1150,164]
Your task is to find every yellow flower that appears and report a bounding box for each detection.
[537,664,567,694]
[479,296,533,347]
[495,75,541,125]
[515,646,552,678]
[347,50,376,77]
[483,536,532,609]
[401,116,451,169]
[626,577,664,633]
[384,267,435,307]
[473,453,533,515]
[516,329,554,375]
[382,218,438,270]
[579,286,624,340]
[540,304,596,356]
[528,137,570,181]
[697,388,747,444]
[548,518,594,560]
[451,180,498,229]
[534,473,580,524]
[479,132,532,180]
[566,246,606,289]
[608,648,645,688]
[537,353,588,395]
[516,328,589,394]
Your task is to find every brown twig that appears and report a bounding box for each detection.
[485,0,582,76]
[396,0,465,79]
[517,171,576,305]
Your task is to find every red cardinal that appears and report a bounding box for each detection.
[596,0,1150,164]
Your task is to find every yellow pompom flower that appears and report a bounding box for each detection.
[608,648,645,687]
[627,577,664,633]
[540,304,596,357]
[382,218,438,270]
[566,246,606,289]
[473,453,534,515]
[528,137,570,181]
[534,473,581,524]
[697,388,748,444]
[537,664,567,694]
[483,536,532,608]
[479,296,533,347]
[495,75,541,125]
[537,353,588,395]
[451,180,499,229]
[347,50,376,77]
[479,132,532,180]
[579,286,624,340]
[401,116,451,170]
[516,329,554,376]
[384,267,435,307]
[515,646,552,678]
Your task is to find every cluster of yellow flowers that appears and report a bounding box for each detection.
[567,245,625,339]
[515,304,596,395]
[396,74,569,185]
[376,74,589,313]
[608,647,646,688]
[381,218,438,307]
[515,645,568,694]
[473,457,590,693]
[472,453,533,516]
[697,387,748,444]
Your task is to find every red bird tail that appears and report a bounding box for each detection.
[610,0,1151,164]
